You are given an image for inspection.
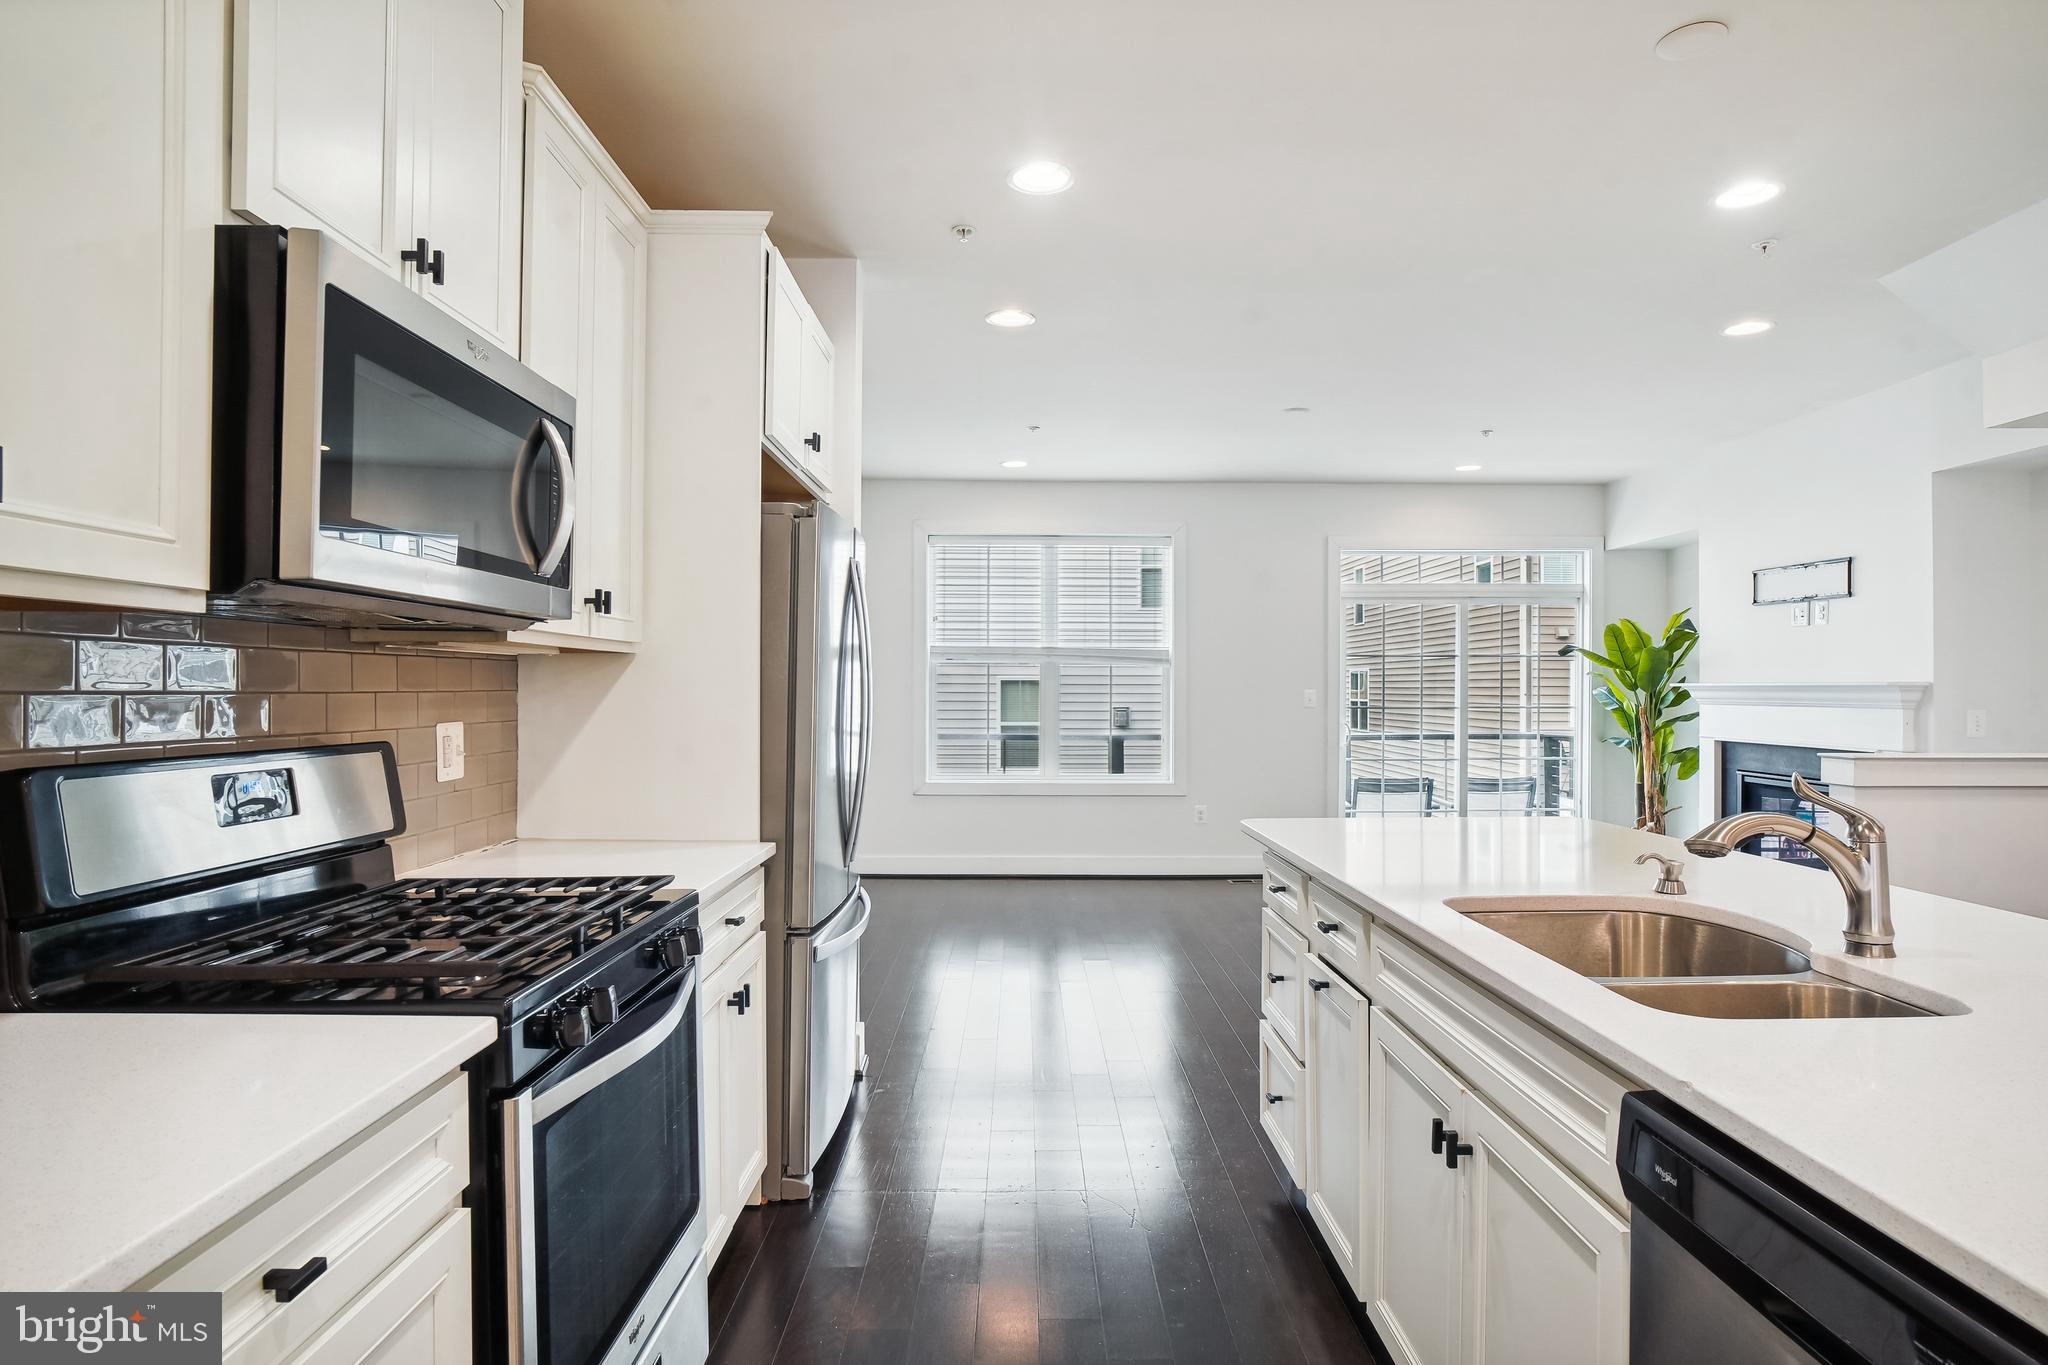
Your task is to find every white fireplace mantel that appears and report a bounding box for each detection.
[1691,681,1930,753]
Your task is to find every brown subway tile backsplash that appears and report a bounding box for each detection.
[0,612,519,865]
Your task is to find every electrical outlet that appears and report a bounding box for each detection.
[1791,602,1810,627]
[1302,688,1318,708]
[1193,804,1209,824]
[1814,599,1831,626]
[1967,709,1988,738]
[435,721,466,782]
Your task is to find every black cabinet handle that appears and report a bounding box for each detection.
[1446,1132,1473,1170]
[1307,978,1330,992]
[805,432,823,452]
[583,589,614,615]
[1264,1092,1284,1105]
[427,248,445,285]
[1431,1117,1448,1154]
[724,914,747,927]
[402,236,430,273]
[262,1256,328,1303]
[1266,972,1286,984]
[728,989,746,1014]
[1315,919,1342,934]
[1267,883,1288,896]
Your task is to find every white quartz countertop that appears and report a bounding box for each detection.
[1242,816,2048,1331]
[409,838,773,904]
[0,1012,493,1292]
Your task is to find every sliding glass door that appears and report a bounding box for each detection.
[1337,552,1585,818]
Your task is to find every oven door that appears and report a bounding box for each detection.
[502,966,705,1365]
[281,229,577,622]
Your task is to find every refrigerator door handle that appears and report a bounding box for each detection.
[811,885,871,962]
[845,557,873,865]
[834,562,859,864]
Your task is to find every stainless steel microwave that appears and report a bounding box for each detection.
[212,226,576,629]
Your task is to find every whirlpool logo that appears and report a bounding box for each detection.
[2,1295,219,1362]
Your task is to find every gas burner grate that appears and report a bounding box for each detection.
[83,874,673,1000]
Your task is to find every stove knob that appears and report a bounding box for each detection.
[557,1004,594,1049]
[658,935,689,970]
[681,923,704,958]
[588,985,619,1026]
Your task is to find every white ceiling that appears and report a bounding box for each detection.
[527,0,2048,484]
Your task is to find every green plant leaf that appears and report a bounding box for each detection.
[1674,747,1700,780]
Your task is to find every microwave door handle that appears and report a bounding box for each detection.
[534,418,577,578]
[508,422,543,570]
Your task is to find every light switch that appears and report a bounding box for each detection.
[1791,602,1810,627]
[435,721,466,782]
[1967,709,1988,738]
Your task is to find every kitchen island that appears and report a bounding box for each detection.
[1243,814,2048,1355]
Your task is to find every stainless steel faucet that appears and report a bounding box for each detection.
[1684,775,1895,958]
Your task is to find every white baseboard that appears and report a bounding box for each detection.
[855,852,1263,878]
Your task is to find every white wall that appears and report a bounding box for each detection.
[857,479,1610,875]
[1608,359,2046,696]
[518,220,767,840]
[1930,463,2048,751]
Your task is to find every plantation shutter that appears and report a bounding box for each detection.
[927,534,1174,783]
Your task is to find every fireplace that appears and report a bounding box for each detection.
[1716,741,1858,869]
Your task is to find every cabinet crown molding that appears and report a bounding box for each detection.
[644,209,775,236]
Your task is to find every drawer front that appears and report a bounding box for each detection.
[1307,881,1371,990]
[1258,1019,1307,1188]
[699,869,766,975]
[1259,907,1309,1063]
[144,1074,470,1364]
[1262,855,1308,936]
[1371,928,1629,1209]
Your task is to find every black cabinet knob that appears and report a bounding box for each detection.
[1307,978,1330,992]
[1446,1133,1473,1170]
[401,236,430,273]
[1431,1117,1448,1154]
[1264,1092,1284,1105]
[1315,919,1342,934]
[805,432,823,452]
[1267,883,1288,896]
[1266,972,1286,984]
[728,989,747,1013]
[426,248,445,285]
[724,914,747,927]
[262,1256,328,1303]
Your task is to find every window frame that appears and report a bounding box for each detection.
[1325,540,1602,819]
[916,523,1188,796]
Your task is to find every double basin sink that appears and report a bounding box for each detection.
[1445,899,1941,1019]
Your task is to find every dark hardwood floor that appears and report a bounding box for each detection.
[705,878,1378,1364]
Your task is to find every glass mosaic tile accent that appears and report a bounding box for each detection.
[167,644,238,691]
[123,694,202,742]
[77,640,163,692]
[26,695,117,748]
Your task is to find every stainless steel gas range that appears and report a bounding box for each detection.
[0,743,709,1365]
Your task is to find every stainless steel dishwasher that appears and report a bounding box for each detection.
[1618,1093,2048,1365]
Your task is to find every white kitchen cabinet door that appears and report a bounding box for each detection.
[1305,966,1371,1300]
[517,93,591,396]
[1258,1020,1307,1189]
[797,309,835,491]
[281,1211,472,1365]
[718,932,769,1225]
[763,247,807,467]
[1259,908,1309,1062]
[231,0,405,272]
[1367,1009,1465,1365]
[578,190,648,643]
[403,0,522,350]
[0,0,219,605]
[1459,1092,1629,1365]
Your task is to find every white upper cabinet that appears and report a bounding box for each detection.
[763,244,834,492]
[511,69,647,649]
[234,0,523,352]
[0,0,221,606]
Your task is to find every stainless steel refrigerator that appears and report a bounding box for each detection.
[760,501,872,1200]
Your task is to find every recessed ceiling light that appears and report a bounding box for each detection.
[1714,180,1782,209]
[1001,460,1028,469]
[1454,464,1483,473]
[985,308,1036,328]
[1722,318,1773,337]
[1655,20,1730,61]
[1007,161,1073,195]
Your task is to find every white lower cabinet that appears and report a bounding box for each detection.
[143,1074,473,1365]
[700,896,768,1267]
[1257,1020,1306,1186]
[1304,963,1371,1300]
[1260,908,1309,1060]
[1365,1008,1628,1365]
[1366,1009,1464,1365]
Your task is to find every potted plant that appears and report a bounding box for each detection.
[1569,611,1700,833]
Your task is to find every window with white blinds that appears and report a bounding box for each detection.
[926,534,1175,785]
